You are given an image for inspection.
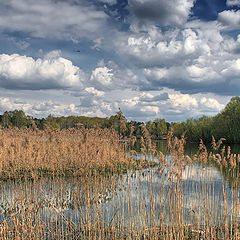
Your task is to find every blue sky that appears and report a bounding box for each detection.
[0,0,239,122]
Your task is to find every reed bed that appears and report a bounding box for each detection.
[0,126,240,239]
[0,126,136,179]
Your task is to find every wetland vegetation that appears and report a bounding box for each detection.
[0,98,240,239]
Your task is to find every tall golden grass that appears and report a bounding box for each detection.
[0,125,240,239]
[0,126,131,179]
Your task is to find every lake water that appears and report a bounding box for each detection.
[1,140,240,237]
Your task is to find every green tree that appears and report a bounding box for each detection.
[218,96,240,142]
[2,111,12,128]
[1,110,31,128]
[152,119,167,139]
[10,110,28,128]
[44,114,60,129]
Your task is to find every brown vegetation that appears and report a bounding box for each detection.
[0,125,240,239]
[0,125,134,179]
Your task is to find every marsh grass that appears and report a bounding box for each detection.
[0,125,240,239]
[0,126,149,179]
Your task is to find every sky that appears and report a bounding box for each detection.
[0,0,239,122]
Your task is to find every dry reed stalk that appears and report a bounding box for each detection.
[117,109,127,134]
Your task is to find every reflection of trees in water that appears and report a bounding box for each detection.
[177,140,240,187]
[141,138,240,189]
[136,139,240,187]
[199,143,240,187]
[210,161,240,188]
[134,140,168,155]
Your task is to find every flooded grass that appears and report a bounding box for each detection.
[0,126,240,239]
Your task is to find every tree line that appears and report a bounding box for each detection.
[173,96,240,143]
[0,109,169,139]
[0,96,239,143]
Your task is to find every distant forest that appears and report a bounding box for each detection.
[1,96,240,143]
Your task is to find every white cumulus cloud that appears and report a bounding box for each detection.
[226,0,240,6]
[221,58,240,76]
[0,97,32,112]
[218,10,240,27]
[144,68,168,80]
[200,97,224,111]
[0,51,85,90]
[122,97,140,107]
[85,87,105,97]
[169,93,198,110]
[90,67,113,86]
[0,97,81,117]
[115,19,240,95]
[140,106,159,114]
